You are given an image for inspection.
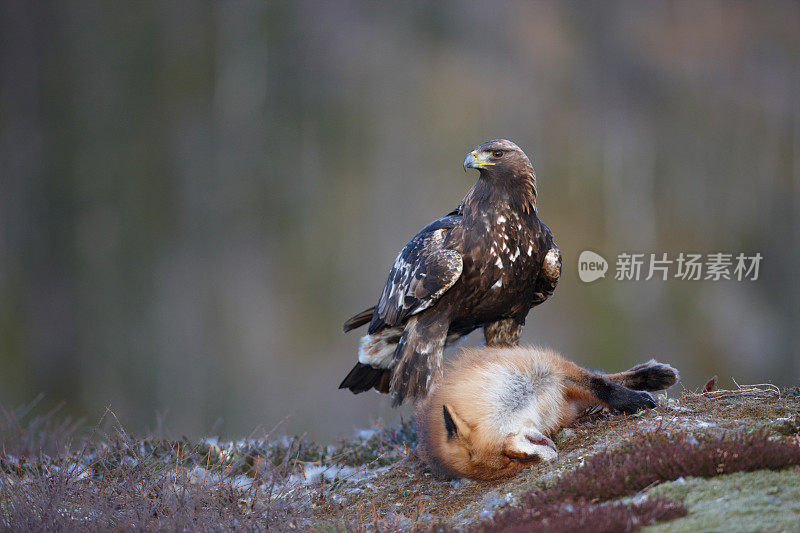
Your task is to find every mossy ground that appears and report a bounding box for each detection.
[644,469,800,533]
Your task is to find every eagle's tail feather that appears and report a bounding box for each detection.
[343,306,377,332]
[339,362,391,394]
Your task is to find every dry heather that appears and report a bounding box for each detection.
[2,385,800,531]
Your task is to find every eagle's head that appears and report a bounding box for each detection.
[463,139,537,210]
[463,139,533,176]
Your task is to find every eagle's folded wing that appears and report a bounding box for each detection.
[368,222,462,334]
[531,244,561,306]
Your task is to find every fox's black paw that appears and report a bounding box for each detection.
[626,360,680,392]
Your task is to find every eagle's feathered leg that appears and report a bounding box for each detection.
[389,313,450,407]
[484,318,524,346]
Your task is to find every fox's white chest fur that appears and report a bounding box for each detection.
[472,358,564,436]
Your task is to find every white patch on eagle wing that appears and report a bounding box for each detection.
[544,248,560,268]
[425,228,443,244]
[358,329,402,368]
[527,244,533,255]
[497,215,507,224]
[492,278,502,289]
[495,257,503,268]
[379,229,462,320]
[429,249,463,300]
[542,247,562,280]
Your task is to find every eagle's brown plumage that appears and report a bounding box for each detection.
[339,140,561,406]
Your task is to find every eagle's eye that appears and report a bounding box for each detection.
[491,150,503,158]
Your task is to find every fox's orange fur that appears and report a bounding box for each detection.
[414,345,679,480]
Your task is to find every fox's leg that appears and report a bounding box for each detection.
[604,359,680,392]
[559,360,658,416]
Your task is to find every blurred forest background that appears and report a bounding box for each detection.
[1,1,798,441]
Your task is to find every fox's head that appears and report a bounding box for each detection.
[415,402,558,481]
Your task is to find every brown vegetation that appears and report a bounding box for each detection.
[2,388,799,531]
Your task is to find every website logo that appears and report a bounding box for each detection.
[578,251,763,282]
[578,251,608,283]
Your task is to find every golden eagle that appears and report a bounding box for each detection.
[339,140,561,406]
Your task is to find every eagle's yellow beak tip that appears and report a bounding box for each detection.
[463,151,478,172]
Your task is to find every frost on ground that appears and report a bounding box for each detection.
[1,387,799,531]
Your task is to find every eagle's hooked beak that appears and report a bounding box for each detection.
[462,151,476,172]
[463,150,495,172]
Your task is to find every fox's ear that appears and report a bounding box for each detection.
[442,404,470,440]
